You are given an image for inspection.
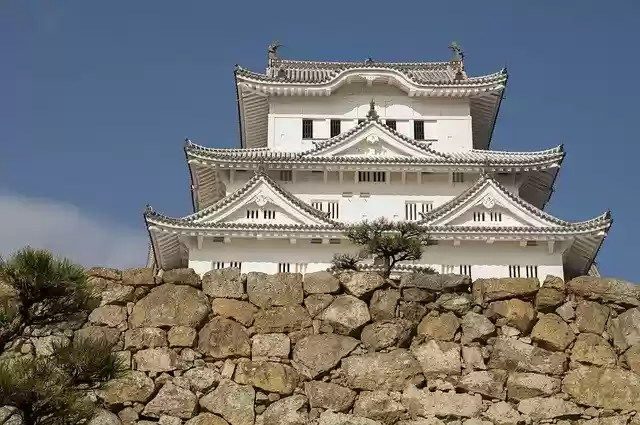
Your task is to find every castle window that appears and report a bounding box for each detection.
[229,262,242,269]
[263,210,276,220]
[452,172,465,183]
[294,263,308,274]
[214,262,225,270]
[280,170,293,182]
[358,171,386,183]
[246,209,259,219]
[405,202,433,221]
[385,120,397,130]
[459,265,472,278]
[473,211,486,222]
[414,120,425,140]
[509,265,521,278]
[330,119,341,137]
[490,212,502,222]
[302,119,313,139]
[278,263,291,273]
[311,201,339,219]
[358,119,365,124]
[525,265,538,278]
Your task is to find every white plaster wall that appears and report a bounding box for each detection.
[268,83,473,153]
[187,238,565,282]
[224,171,519,224]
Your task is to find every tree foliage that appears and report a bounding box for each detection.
[53,337,125,385]
[0,357,94,425]
[342,218,431,278]
[0,247,91,326]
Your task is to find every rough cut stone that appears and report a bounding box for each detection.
[305,381,356,412]
[575,300,610,334]
[143,382,197,419]
[122,267,155,286]
[246,272,303,308]
[303,271,340,294]
[353,391,405,424]
[535,276,566,310]
[486,299,536,333]
[88,266,122,281]
[318,411,382,425]
[608,307,640,352]
[342,272,385,297]
[483,401,522,425]
[461,311,496,344]
[162,268,201,287]
[75,326,120,346]
[183,366,221,392]
[570,333,617,367]
[531,313,576,351]
[253,306,312,333]
[473,278,539,304]
[234,360,298,395]
[562,366,640,410]
[185,414,229,425]
[624,343,640,374]
[506,372,561,401]
[402,385,483,418]
[99,371,155,404]
[340,349,423,391]
[401,273,470,292]
[101,283,135,306]
[87,409,122,425]
[555,301,575,322]
[457,370,508,399]
[263,395,308,425]
[370,289,400,321]
[402,287,435,303]
[129,284,210,328]
[33,335,69,356]
[292,334,359,378]
[417,313,460,341]
[304,294,334,318]
[566,276,640,307]
[411,340,461,376]
[361,319,412,351]
[124,327,167,349]
[168,326,197,347]
[198,317,250,359]
[251,333,290,359]
[462,346,486,370]
[133,347,178,372]
[436,293,473,315]
[199,379,255,425]
[320,295,371,335]
[397,302,428,325]
[202,268,245,299]
[488,338,567,375]
[211,298,257,326]
[517,397,583,420]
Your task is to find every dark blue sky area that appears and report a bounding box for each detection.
[1,1,638,279]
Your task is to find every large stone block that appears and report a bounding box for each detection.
[320,295,371,335]
[340,349,423,391]
[292,334,359,378]
[128,284,210,328]
[353,391,405,424]
[162,268,201,288]
[369,289,400,321]
[472,278,539,304]
[262,395,308,425]
[566,276,640,307]
[246,272,303,308]
[400,273,470,292]
[234,361,299,395]
[211,298,257,327]
[342,272,385,297]
[562,366,640,410]
[411,340,461,376]
[417,313,460,341]
[401,385,483,418]
[133,347,178,372]
[98,370,155,404]
[124,327,167,350]
[361,319,412,351]
[253,305,312,333]
[199,379,255,425]
[202,268,245,299]
[198,317,250,359]
[530,313,575,351]
[304,381,356,412]
[488,338,567,375]
[457,370,508,399]
[608,307,640,352]
[570,333,617,367]
[506,372,561,401]
[486,299,536,333]
[122,267,155,286]
[303,271,340,294]
[575,300,610,334]
[143,382,197,419]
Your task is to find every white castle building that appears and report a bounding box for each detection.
[144,43,612,281]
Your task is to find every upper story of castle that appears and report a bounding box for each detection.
[235,42,507,153]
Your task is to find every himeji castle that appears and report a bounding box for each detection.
[144,42,612,281]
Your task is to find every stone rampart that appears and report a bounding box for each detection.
[2,267,640,425]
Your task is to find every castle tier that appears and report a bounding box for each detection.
[144,44,612,281]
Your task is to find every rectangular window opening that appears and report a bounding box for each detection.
[509,265,521,278]
[414,120,425,140]
[452,172,465,183]
[263,210,276,220]
[302,119,313,139]
[280,170,293,182]
[385,120,397,130]
[278,263,291,273]
[330,119,341,138]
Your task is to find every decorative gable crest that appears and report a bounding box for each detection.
[356,134,386,156]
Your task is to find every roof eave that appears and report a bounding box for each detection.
[234,68,246,149]
[486,71,508,150]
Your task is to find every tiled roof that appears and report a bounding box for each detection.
[184,121,565,168]
[419,173,612,232]
[145,170,340,228]
[236,59,507,87]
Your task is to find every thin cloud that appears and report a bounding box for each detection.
[0,193,148,269]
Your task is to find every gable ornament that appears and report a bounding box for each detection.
[482,195,496,209]
[254,193,270,208]
[356,134,386,156]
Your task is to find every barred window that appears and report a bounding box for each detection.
[414,120,425,140]
[280,170,293,182]
[278,263,291,273]
[330,119,341,137]
[302,119,313,139]
[452,172,464,183]
[385,120,397,130]
[358,171,386,182]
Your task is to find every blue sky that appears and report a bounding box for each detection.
[1,1,638,280]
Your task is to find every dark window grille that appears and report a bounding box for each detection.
[414,120,425,140]
[385,120,397,130]
[302,119,313,139]
[330,120,341,137]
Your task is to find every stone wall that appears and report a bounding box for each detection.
[2,267,640,425]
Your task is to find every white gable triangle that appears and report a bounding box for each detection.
[304,121,446,159]
[192,175,335,227]
[424,176,565,228]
